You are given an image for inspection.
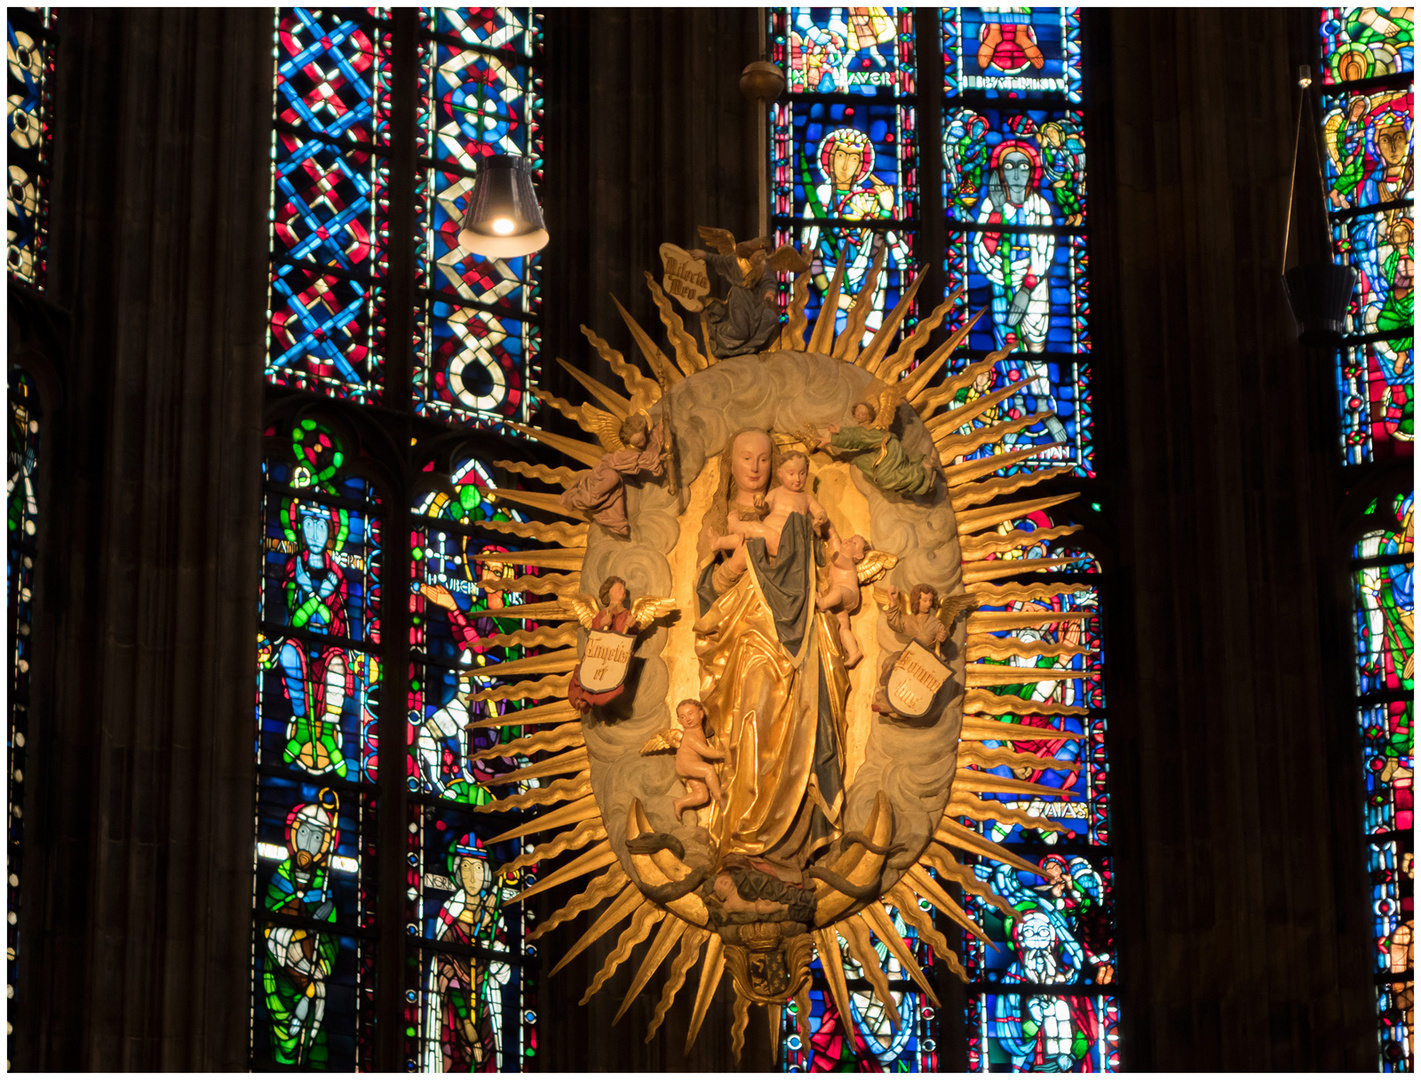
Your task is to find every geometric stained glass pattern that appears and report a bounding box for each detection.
[6,7,56,290]
[1352,492,1414,1072]
[252,420,383,1069]
[942,7,1082,102]
[1321,8,1414,84]
[267,8,543,429]
[8,366,39,1069]
[415,9,542,428]
[770,8,920,348]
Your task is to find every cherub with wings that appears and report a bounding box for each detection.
[883,582,978,656]
[689,226,810,358]
[640,698,726,820]
[561,576,677,714]
[815,534,896,667]
[816,380,938,498]
[558,409,670,537]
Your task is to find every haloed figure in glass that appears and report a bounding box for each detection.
[424,840,508,1072]
[263,791,341,1068]
[279,503,350,777]
[971,140,1068,446]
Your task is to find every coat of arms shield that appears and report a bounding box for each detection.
[885,640,950,719]
[578,629,635,695]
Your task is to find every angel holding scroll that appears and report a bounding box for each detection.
[690,226,809,358]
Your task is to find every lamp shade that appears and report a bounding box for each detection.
[458,154,548,258]
[1281,263,1358,347]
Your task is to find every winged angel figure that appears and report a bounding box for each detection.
[559,580,676,713]
[559,410,670,537]
[689,226,810,359]
[816,378,940,498]
[639,698,727,820]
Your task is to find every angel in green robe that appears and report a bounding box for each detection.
[817,396,937,498]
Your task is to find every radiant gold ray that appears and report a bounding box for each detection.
[471,598,578,623]
[486,792,600,844]
[472,647,580,681]
[966,610,1089,634]
[954,769,1074,799]
[961,523,1084,559]
[645,927,709,1043]
[859,903,941,1007]
[493,458,582,487]
[915,346,1010,409]
[504,423,606,470]
[935,411,1061,462]
[901,864,993,945]
[768,1002,783,1067]
[626,800,710,926]
[965,638,1096,662]
[833,242,887,363]
[945,790,1071,836]
[550,883,648,977]
[901,304,983,405]
[919,843,1022,917]
[877,287,966,386]
[813,792,894,924]
[961,556,1076,586]
[963,581,1078,606]
[957,742,1077,773]
[471,672,572,703]
[959,714,1086,742]
[949,464,1078,512]
[807,250,849,355]
[478,547,588,571]
[944,443,1063,487]
[481,483,590,520]
[473,624,578,652]
[475,772,590,811]
[466,698,580,730]
[683,934,725,1055]
[729,991,751,1064]
[615,915,689,1025]
[527,864,628,943]
[840,914,902,1027]
[963,663,1079,687]
[857,266,928,374]
[501,817,606,873]
[476,515,589,547]
[476,721,585,760]
[532,387,620,446]
[556,356,632,418]
[484,748,589,786]
[886,883,969,982]
[813,928,860,1047]
[612,295,684,390]
[479,571,582,597]
[645,271,708,375]
[924,379,1022,438]
[510,840,617,905]
[965,688,1090,717]
[956,492,1075,534]
[581,323,662,412]
[783,270,811,351]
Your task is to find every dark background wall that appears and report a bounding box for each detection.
[8,7,1389,1072]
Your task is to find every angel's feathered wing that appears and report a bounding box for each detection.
[626,595,677,633]
[856,549,898,586]
[696,225,737,255]
[767,244,810,275]
[865,378,908,431]
[938,592,980,634]
[583,408,627,453]
[555,594,602,630]
[639,726,683,754]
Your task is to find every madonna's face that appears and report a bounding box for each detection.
[731,430,773,496]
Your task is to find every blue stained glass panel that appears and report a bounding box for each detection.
[968,992,1119,1072]
[1331,210,1414,339]
[7,8,55,289]
[946,228,1088,355]
[417,300,533,426]
[777,7,917,97]
[1360,700,1414,836]
[944,107,1086,225]
[942,7,1082,103]
[276,11,381,145]
[1320,87,1413,213]
[434,7,538,59]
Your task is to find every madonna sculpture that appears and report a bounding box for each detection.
[469,236,1088,1063]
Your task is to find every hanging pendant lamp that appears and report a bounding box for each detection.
[458,154,549,259]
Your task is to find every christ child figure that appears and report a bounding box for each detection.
[760,450,830,543]
[816,533,869,667]
[669,699,726,819]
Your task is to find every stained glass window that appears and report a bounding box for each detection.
[7,366,40,1069]
[267,8,543,428]
[1318,10,1412,464]
[1351,493,1414,1072]
[7,8,55,291]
